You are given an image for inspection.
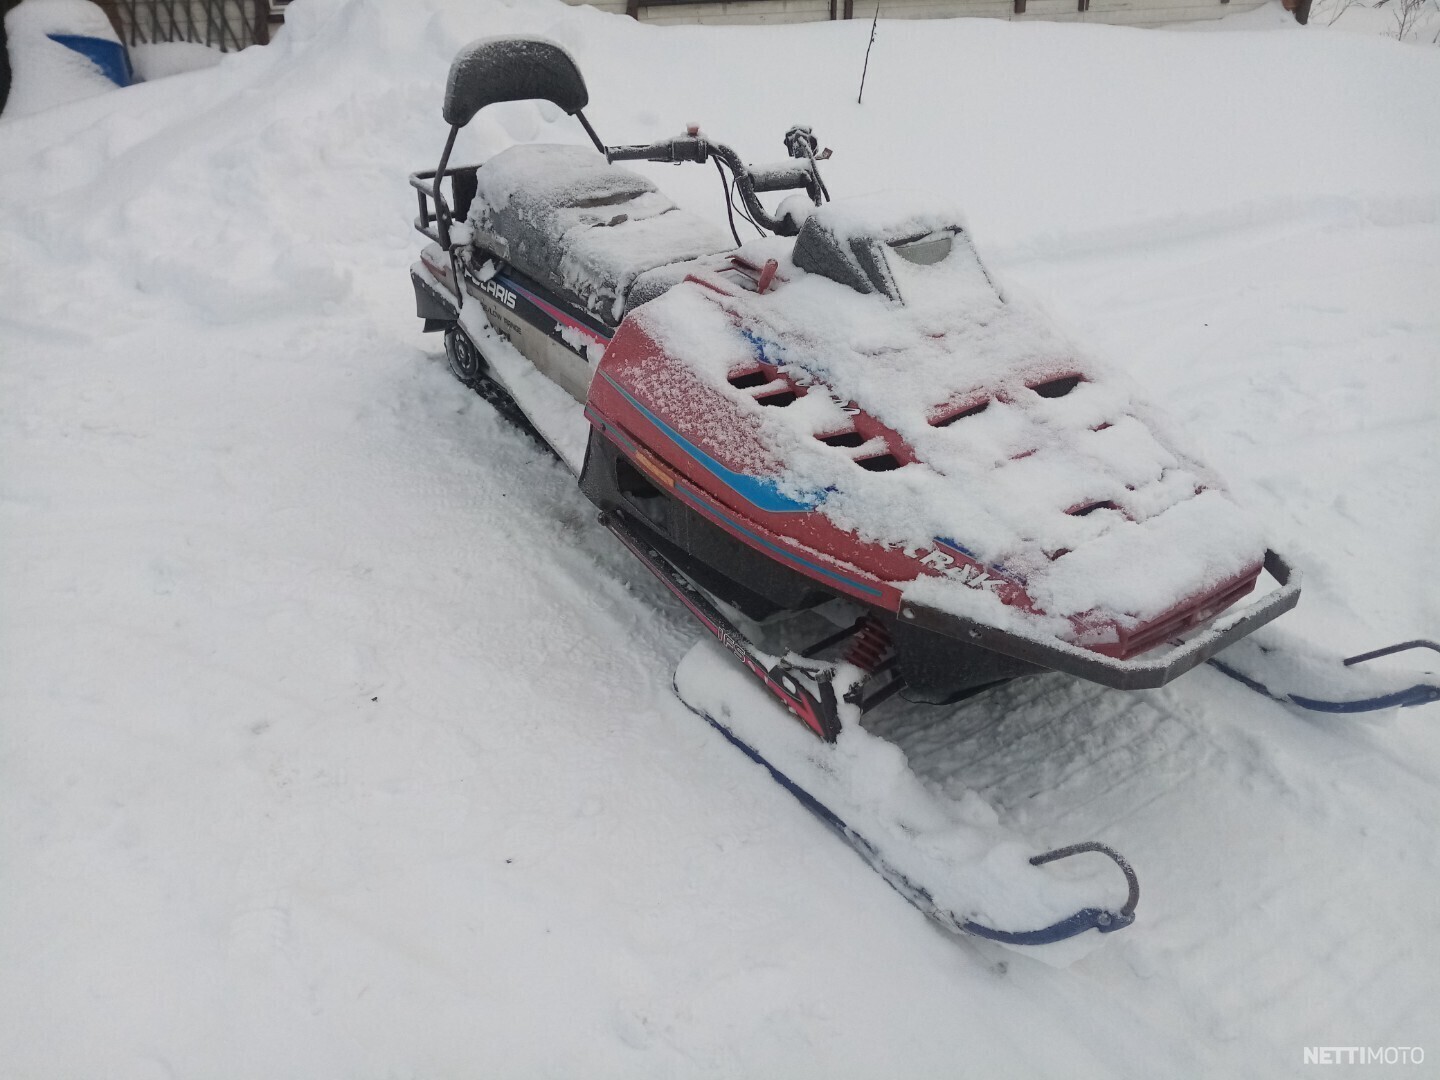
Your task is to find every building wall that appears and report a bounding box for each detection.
[574,0,1261,27]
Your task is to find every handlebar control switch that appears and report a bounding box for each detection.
[784,124,819,160]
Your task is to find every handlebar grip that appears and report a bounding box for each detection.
[606,142,671,163]
[748,161,815,193]
[607,137,711,165]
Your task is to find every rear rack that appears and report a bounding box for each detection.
[409,163,480,247]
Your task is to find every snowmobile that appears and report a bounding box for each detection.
[408,37,1437,948]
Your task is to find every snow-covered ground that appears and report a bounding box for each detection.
[1304,0,1440,45]
[2,0,1438,1076]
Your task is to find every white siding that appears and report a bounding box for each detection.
[634,0,832,25]
[567,0,1261,27]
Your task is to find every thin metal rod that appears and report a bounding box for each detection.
[432,125,459,250]
[860,673,904,712]
[1343,640,1440,666]
[800,617,867,659]
[857,2,880,105]
[574,110,607,156]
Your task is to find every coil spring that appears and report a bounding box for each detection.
[843,616,892,673]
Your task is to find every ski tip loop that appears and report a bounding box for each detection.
[962,841,1140,946]
[1342,639,1440,667]
[1287,684,1440,713]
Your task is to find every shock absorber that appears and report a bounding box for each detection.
[843,615,892,674]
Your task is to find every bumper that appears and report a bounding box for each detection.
[899,550,1302,692]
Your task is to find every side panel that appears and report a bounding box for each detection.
[458,253,613,404]
[585,322,908,611]
[580,422,869,617]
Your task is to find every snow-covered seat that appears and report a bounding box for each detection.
[468,143,732,325]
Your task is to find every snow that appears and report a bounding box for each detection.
[1299,0,1440,43]
[1,0,1438,1077]
[469,142,730,322]
[129,41,224,81]
[801,190,967,251]
[2,0,126,118]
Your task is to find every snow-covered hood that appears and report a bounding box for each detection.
[630,197,1268,632]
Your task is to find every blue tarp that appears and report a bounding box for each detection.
[46,32,132,87]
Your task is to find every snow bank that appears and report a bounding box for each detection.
[130,41,223,81]
[2,0,127,119]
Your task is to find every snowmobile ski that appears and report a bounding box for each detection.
[675,683,1140,946]
[1209,638,1440,714]
[612,506,1140,945]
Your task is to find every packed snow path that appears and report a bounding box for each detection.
[2,1,1438,1077]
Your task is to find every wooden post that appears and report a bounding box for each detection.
[92,0,128,42]
[253,0,269,45]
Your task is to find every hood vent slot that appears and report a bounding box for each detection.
[1068,500,1118,517]
[856,453,902,472]
[757,389,798,407]
[1032,375,1083,399]
[931,400,989,427]
[818,430,865,448]
[728,369,770,389]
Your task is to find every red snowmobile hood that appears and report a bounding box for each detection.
[592,211,1268,654]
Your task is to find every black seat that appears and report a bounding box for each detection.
[468,144,731,325]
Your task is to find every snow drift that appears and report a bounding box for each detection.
[2,0,131,118]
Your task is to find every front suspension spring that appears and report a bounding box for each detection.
[843,616,892,674]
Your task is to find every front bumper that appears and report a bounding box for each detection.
[899,550,1301,692]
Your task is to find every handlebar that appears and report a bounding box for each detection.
[606,136,709,165]
[605,127,826,237]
